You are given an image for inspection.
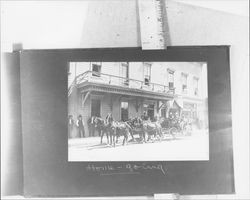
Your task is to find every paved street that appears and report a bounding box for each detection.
[68,130,209,161]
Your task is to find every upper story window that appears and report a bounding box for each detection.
[193,77,199,96]
[167,69,175,89]
[91,62,101,77]
[181,73,188,94]
[121,62,129,86]
[144,63,151,86]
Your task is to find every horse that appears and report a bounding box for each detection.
[127,117,146,143]
[88,116,102,137]
[103,113,133,147]
[93,116,113,145]
[142,119,163,141]
[111,121,132,147]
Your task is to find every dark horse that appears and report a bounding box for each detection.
[92,116,113,145]
[105,113,133,147]
[112,121,132,147]
[88,116,102,137]
[142,119,163,141]
[160,116,190,137]
[127,117,146,142]
[93,114,132,147]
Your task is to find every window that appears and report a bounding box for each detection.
[147,104,155,121]
[121,62,129,86]
[183,102,197,119]
[167,69,175,89]
[91,99,101,117]
[161,108,166,118]
[121,101,129,121]
[193,77,199,96]
[92,62,101,77]
[144,63,151,86]
[181,73,188,93]
[143,103,155,121]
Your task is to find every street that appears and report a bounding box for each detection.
[68,130,209,161]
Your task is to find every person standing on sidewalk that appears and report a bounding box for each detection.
[68,115,74,138]
[77,115,85,138]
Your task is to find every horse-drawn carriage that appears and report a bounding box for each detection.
[89,114,192,147]
[160,116,192,138]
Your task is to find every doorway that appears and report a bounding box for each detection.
[91,99,101,117]
[143,103,155,121]
[121,101,129,121]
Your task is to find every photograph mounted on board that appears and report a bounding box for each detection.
[68,62,209,161]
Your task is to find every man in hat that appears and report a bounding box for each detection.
[77,115,85,138]
[141,111,149,121]
[88,116,96,137]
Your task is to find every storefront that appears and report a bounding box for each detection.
[168,100,182,119]
[182,102,197,120]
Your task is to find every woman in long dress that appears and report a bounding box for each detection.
[68,115,78,138]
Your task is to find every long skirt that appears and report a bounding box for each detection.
[69,125,78,138]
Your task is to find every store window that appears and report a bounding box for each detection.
[143,103,155,121]
[183,102,197,119]
[161,108,167,118]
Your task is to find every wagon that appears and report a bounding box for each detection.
[161,117,192,138]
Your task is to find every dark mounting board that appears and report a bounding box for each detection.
[8,46,234,197]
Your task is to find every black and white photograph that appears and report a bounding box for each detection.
[1,0,248,199]
[68,62,209,161]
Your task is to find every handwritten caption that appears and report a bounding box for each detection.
[86,163,167,176]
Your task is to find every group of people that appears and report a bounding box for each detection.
[68,111,195,139]
[68,115,85,138]
[68,111,153,138]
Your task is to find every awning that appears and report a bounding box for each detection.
[174,99,183,108]
[78,82,175,101]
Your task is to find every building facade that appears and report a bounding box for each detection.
[68,62,208,137]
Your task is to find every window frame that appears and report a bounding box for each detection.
[181,72,188,94]
[167,68,175,89]
[120,62,129,86]
[91,62,102,77]
[143,62,151,86]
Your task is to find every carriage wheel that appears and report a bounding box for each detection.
[182,125,188,136]
[185,125,192,136]
[169,127,178,138]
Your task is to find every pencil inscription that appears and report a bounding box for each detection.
[86,163,167,175]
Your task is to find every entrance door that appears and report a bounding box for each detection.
[143,103,155,121]
[91,99,101,117]
[121,101,129,121]
[147,104,154,121]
